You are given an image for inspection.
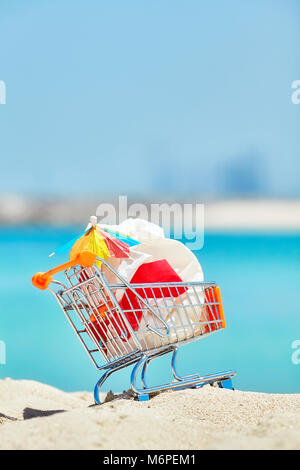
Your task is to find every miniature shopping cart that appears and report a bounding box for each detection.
[32,251,236,403]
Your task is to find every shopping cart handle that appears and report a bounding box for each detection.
[32,251,97,290]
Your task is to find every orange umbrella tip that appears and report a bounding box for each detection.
[32,272,53,290]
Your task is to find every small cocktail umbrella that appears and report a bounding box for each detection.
[33,218,140,290]
[50,216,140,267]
[70,225,130,266]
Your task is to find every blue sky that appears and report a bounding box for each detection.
[0,0,299,197]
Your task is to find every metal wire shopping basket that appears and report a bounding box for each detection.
[32,251,236,403]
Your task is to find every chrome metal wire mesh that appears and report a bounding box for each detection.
[49,261,225,370]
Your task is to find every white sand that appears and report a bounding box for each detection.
[0,378,300,450]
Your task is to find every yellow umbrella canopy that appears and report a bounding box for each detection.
[70,225,130,267]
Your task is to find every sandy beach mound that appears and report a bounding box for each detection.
[0,378,299,450]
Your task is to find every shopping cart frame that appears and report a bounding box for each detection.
[34,255,236,403]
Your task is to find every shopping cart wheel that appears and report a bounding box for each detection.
[137,393,150,402]
[217,378,234,390]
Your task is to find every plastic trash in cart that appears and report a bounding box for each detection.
[32,217,236,403]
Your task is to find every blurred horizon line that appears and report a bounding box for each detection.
[0,194,299,231]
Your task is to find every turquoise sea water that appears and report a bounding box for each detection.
[0,226,300,394]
